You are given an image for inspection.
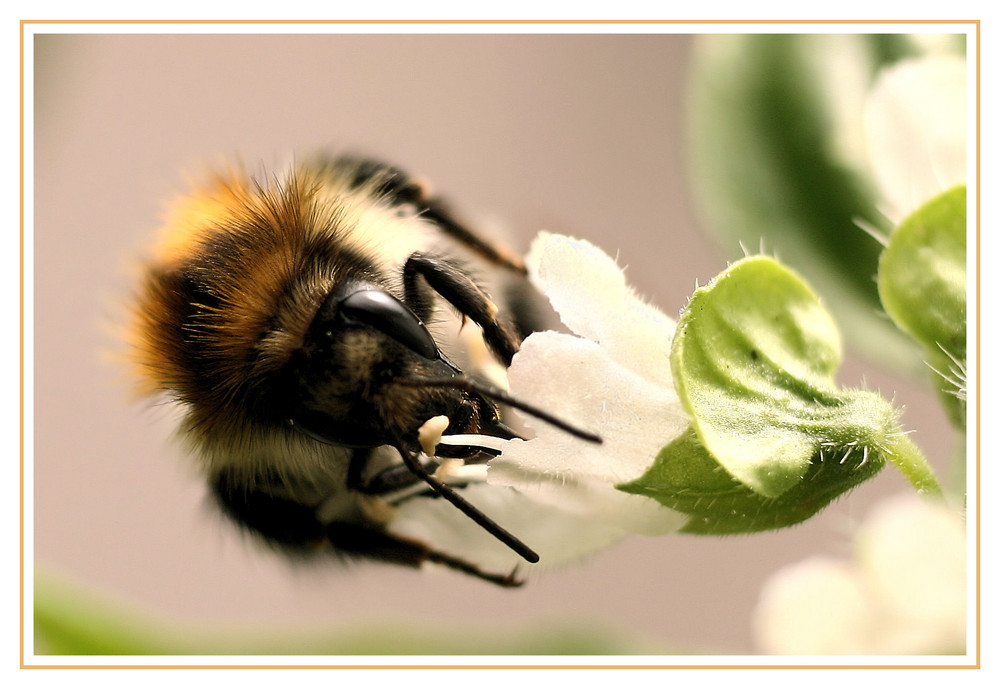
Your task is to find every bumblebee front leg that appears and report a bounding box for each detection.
[402,253,522,366]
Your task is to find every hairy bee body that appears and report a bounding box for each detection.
[131,155,539,585]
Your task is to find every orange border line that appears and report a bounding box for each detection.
[17,663,984,670]
[18,18,982,25]
[974,18,982,668]
[19,16,26,675]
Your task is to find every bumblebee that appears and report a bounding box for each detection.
[130,155,595,586]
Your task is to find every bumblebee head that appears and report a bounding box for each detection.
[282,282,506,451]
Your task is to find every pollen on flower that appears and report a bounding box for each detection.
[433,456,466,482]
[418,415,450,456]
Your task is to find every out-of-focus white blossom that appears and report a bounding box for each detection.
[753,494,966,655]
[863,54,967,223]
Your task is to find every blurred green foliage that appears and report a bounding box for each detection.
[34,572,661,657]
[685,34,965,375]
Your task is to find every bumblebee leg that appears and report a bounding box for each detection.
[350,448,496,503]
[419,198,527,274]
[336,156,526,274]
[403,253,522,366]
[348,447,437,496]
[214,467,522,586]
[326,521,523,587]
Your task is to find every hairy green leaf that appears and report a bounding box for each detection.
[878,185,967,424]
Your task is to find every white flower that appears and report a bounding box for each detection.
[391,233,690,572]
[753,494,966,655]
[863,54,967,223]
[486,234,690,534]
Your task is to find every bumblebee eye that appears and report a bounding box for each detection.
[339,289,440,360]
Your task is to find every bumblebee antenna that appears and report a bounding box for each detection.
[392,376,599,564]
[392,439,540,564]
[397,376,602,444]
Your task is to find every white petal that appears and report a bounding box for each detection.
[864,55,967,222]
[527,232,677,387]
[488,331,689,535]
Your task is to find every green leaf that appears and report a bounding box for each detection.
[685,34,962,375]
[878,185,967,425]
[673,256,864,497]
[619,256,940,533]
[619,428,884,534]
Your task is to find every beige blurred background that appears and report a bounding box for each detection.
[31,31,957,654]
